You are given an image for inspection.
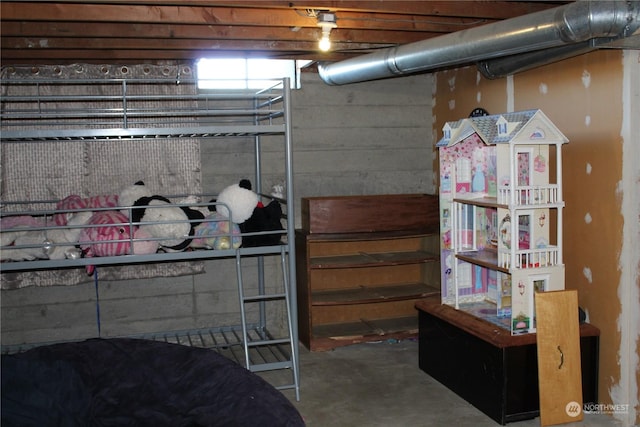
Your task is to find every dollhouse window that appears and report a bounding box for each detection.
[455,158,471,193]
[457,204,475,251]
[516,148,534,202]
[533,277,547,293]
[496,116,508,136]
[443,124,451,140]
[457,262,472,290]
[517,150,532,187]
[531,274,550,328]
[518,212,532,250]
[456,157,470,179]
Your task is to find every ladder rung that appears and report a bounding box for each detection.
[249,360,293,372]
[247,337,291,347]
[275,384,298,391]
[242,293,286,302]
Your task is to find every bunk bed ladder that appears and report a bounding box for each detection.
[235,247,300,399]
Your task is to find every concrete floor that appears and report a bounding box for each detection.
[286,339,624,427]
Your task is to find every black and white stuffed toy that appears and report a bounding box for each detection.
[124,182,204,252]
[214,179,284,247]
[131,195,204,252]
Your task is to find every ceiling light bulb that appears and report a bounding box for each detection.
[316,12,337,52]
[319,28,332,51]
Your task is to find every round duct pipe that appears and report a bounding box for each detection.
[477,41,598,80]
[318,0,640,85]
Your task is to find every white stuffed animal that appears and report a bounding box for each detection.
[131,195,204,252]
[215,179,260,224]
[0,210,93,261]
[119,181,152,218]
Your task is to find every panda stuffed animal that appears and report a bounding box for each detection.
[214,179,284,248]
[130,194,204,252]
[117,181,204,252]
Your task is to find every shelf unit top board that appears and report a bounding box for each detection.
[301,194,439,234]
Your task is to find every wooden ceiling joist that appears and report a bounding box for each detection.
[0,1,570,65]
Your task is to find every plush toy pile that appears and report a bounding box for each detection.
[0,181,201,265]
[0,179,285,267]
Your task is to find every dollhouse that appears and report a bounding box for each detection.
[437,109,568,334]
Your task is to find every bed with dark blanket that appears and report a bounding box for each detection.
[1,338,305,427]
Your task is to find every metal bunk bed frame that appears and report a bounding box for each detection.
[0,70,300,399]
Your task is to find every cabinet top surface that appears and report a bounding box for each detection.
[416,297,600,347]
[302,193,430,201]
[301,194,439,234]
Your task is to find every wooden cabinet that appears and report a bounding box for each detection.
[416,297,599,425]
[296,194,440,351]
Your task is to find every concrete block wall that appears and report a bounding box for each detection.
[291,72,436,212]
[1,71,435,347]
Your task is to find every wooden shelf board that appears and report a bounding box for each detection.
[456,249,508,273]
[311,316,419,344]
[312,283,440,305]
[299,229,435,242]
[452,195,507,209]
[310,250,438,269]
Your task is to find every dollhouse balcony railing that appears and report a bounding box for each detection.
[498,184,560,206]
[498,246,560,270]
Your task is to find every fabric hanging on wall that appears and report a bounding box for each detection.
[1,63,202,206]
[1,64,205,288]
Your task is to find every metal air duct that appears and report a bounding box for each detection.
[477,40,600,79]
[318,0,640,85]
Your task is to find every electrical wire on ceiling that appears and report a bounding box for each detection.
[294,8,487,27]
[342,16,488,27]
[294,9,320,18]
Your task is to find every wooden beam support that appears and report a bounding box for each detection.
[0,22,439,44]
[0,1,570,65]
[4,1,567,20]
[1,2,497,31]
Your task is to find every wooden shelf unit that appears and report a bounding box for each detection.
[296,194,440,351]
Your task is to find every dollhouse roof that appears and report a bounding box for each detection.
[436,109,568,147]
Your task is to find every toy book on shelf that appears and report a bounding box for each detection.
[437,109,567,335]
